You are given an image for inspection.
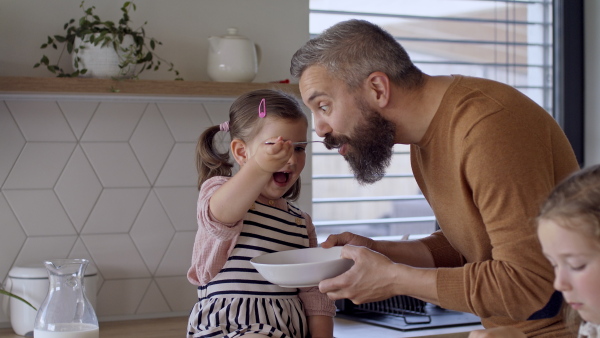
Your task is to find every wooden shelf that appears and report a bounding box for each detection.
[0,76,300,98]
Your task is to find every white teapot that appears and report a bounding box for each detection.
[207,28,260,82]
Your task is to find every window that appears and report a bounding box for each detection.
[309,0,555,242]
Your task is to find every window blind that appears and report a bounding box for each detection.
[308,0,554,242]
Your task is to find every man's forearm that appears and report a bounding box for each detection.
[376,239,436,267]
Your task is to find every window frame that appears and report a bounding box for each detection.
[554,0,585,166]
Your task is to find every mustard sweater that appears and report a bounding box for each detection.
[411,75,579,336]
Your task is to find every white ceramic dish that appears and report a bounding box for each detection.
[250,246,354,288]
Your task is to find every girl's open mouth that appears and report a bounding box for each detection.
[273,172,290,184]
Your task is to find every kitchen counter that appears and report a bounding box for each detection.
[0,316,482,337]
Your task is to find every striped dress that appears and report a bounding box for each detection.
[187,200,312,338]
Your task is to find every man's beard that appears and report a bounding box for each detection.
[324,102,396,185]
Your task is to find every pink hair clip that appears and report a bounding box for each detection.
[258,98,266,118]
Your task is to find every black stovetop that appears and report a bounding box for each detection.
[336,298,481,332]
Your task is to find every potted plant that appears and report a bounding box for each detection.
[34,1,182,80]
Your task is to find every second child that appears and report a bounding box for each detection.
[471,164,600,337]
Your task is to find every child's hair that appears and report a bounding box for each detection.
[537,164,600,240]
[536,164,600,330]
[196,89,308,200]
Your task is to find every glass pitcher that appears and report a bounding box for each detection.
[33,259,98,338]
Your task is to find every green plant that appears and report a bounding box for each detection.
[34,1,182,80]
[0,288,36,311]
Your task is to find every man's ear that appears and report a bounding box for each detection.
[231,138,248,166]
[366,71,390,108]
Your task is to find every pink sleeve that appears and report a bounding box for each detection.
[187,176,244,286]
[298,212,337,317]
[198,176,244,240]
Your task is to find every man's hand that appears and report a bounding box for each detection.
[318,245,403,304]
[320,232,375,250]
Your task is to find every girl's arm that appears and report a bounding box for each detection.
[307,315,334,338]
[210,137,294,223]
[301,213,336,338]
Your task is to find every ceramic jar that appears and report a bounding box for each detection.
[207,28,260,82]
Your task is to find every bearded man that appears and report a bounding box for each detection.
[290,19,579,337]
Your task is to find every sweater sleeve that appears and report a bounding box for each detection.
[432,109,575,320]
[419,230,465,268]
[187,176,243,286]
[198,176,244,240]
[298,212,337,317]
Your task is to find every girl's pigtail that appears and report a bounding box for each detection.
[196,125,233,190]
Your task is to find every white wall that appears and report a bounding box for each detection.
[0,0,309,83]
[0,95,224,324]
[585,0,600,166]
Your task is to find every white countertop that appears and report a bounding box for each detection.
[0,316,483,337]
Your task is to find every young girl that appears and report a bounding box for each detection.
[536,164,600,337]
[187,89,335,338]
[471,164,600,338]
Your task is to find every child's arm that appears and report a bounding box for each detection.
[308,315,334,338]
[210,137,293,223]
[301,212,336,338]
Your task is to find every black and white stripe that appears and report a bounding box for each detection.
[188,201,310,338]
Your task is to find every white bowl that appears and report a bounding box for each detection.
[250,246,354,288]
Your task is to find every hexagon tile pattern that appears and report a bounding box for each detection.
[0,96,242,323]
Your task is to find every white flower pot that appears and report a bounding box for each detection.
[73,34,137,79]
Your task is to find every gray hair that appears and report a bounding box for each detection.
[290,19,424,90]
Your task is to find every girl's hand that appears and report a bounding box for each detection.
[255,136,294,174]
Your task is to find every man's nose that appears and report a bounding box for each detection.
[313,115,332,138]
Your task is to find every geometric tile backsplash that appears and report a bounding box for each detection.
[0,94,313,325]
